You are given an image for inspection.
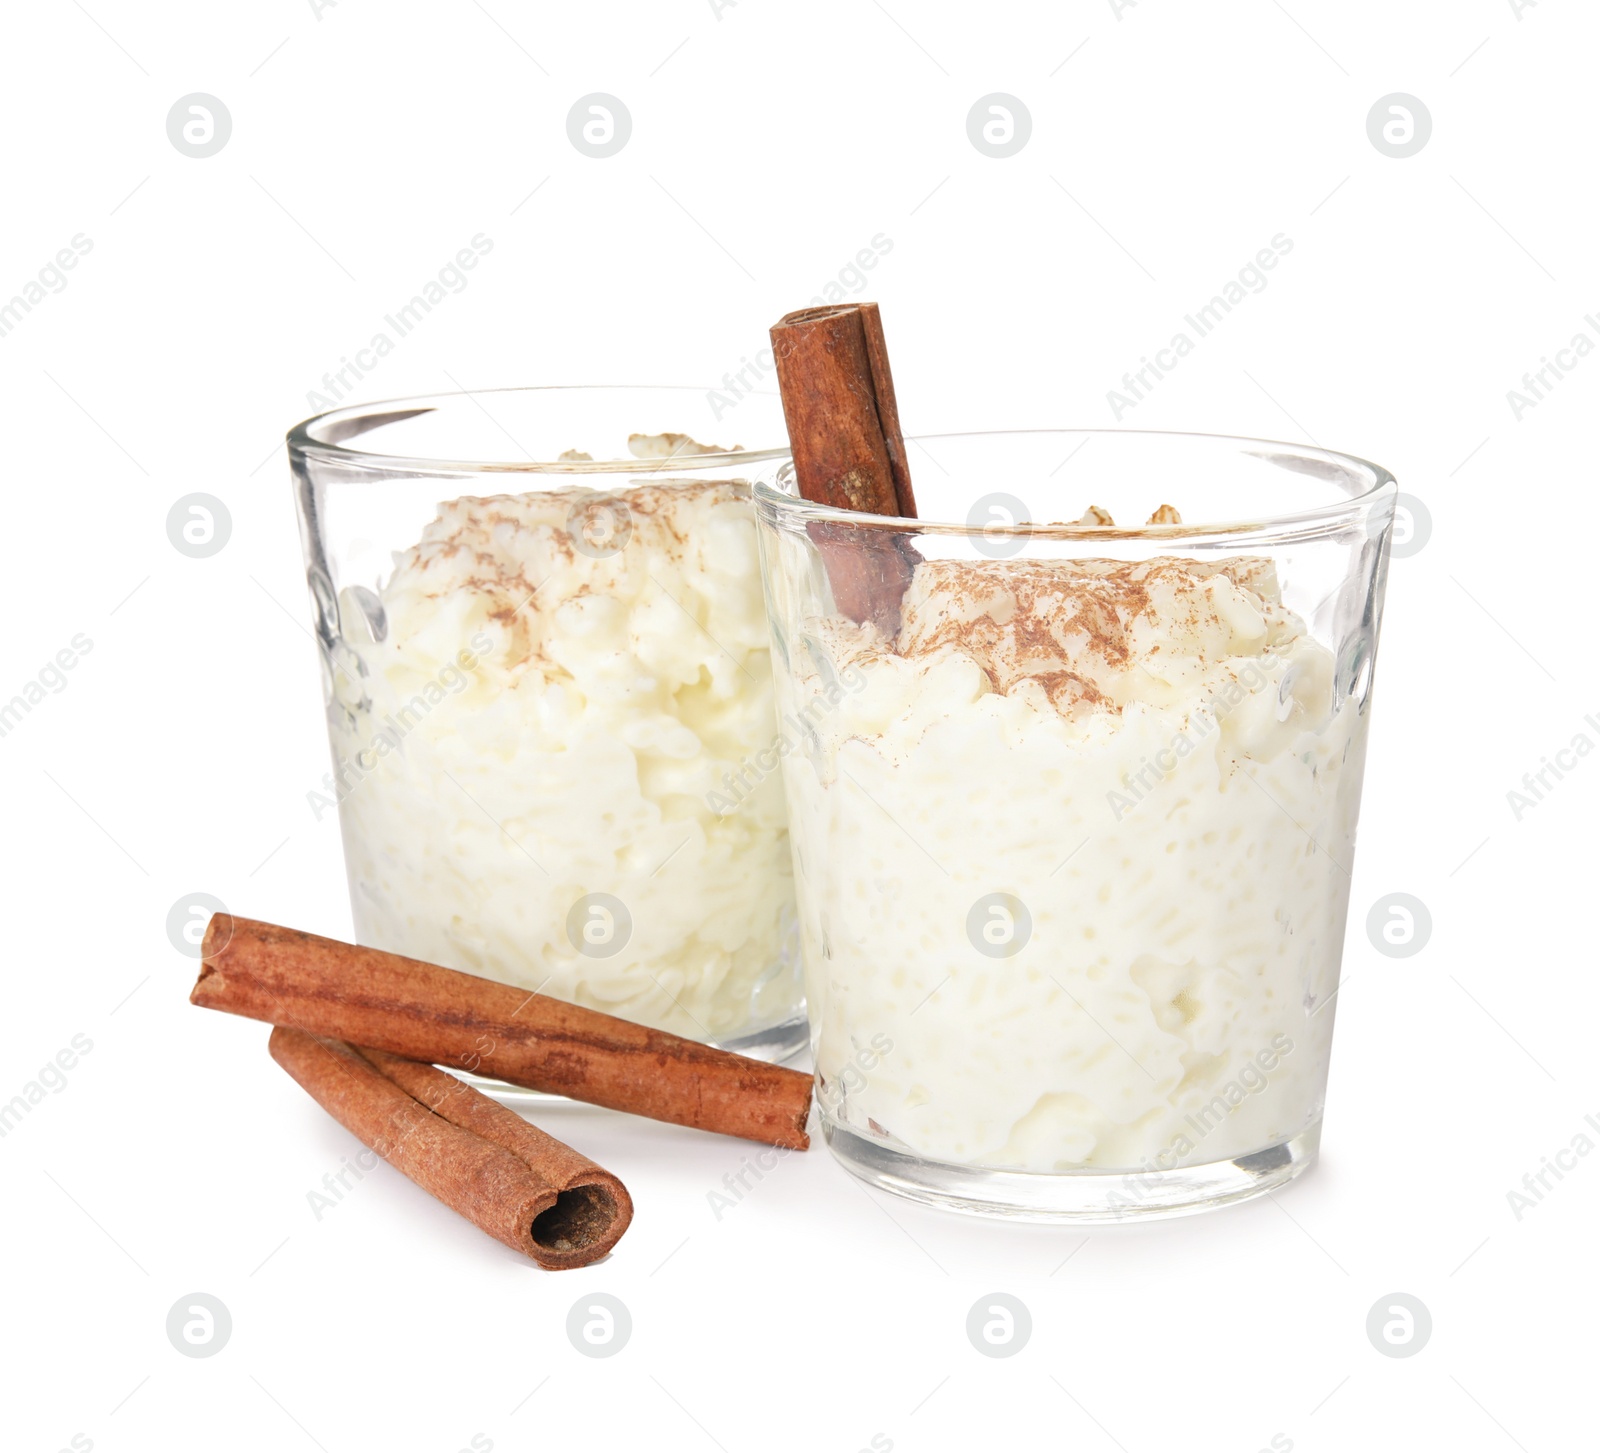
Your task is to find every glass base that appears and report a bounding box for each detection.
[824,1118,1321,1223]
[460,1010,811,1105]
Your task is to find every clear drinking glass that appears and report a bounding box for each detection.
[288,386,807,1072]
[753,430,1397,1219]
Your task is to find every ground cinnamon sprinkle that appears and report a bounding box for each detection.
[891,555,1280,718]
[414,479,745,599]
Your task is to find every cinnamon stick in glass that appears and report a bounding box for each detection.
[193,916,812,1150]
[270,1029,632,1269]
[770,301,920,633]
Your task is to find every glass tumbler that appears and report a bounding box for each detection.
[754,430,1397,1219]
[289,386,807,1071]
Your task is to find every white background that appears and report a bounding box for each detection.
[1,2,1594,1450]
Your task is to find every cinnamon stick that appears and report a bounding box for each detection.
[770,302,920,633]
[270,1028,632,1268]
[194,916,812,1150]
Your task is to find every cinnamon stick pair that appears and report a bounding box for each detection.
[770,302,921,633]
[271,1030,631,1269]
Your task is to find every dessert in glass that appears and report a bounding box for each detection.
[754,429,1397,1218]
[288,387,807,1076]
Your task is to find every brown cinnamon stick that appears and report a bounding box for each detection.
[194,917,812,1150]
[270,1028,632,1268]
[770,302,919,633]
[771,302,916,518]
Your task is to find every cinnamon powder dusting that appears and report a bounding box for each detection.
[891,555,1282,717]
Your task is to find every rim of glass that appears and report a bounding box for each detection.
[286,384,791,476]
[754,428,1397,539]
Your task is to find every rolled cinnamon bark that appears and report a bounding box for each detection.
[195,917,812,1150]
[770,302,921,635]
[770,302,916,518]
[269,1029,632,1268]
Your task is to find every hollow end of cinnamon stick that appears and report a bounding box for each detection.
[269,1028,633,1269]
[357,1044,633,1267]
[528,1183,624,1262]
